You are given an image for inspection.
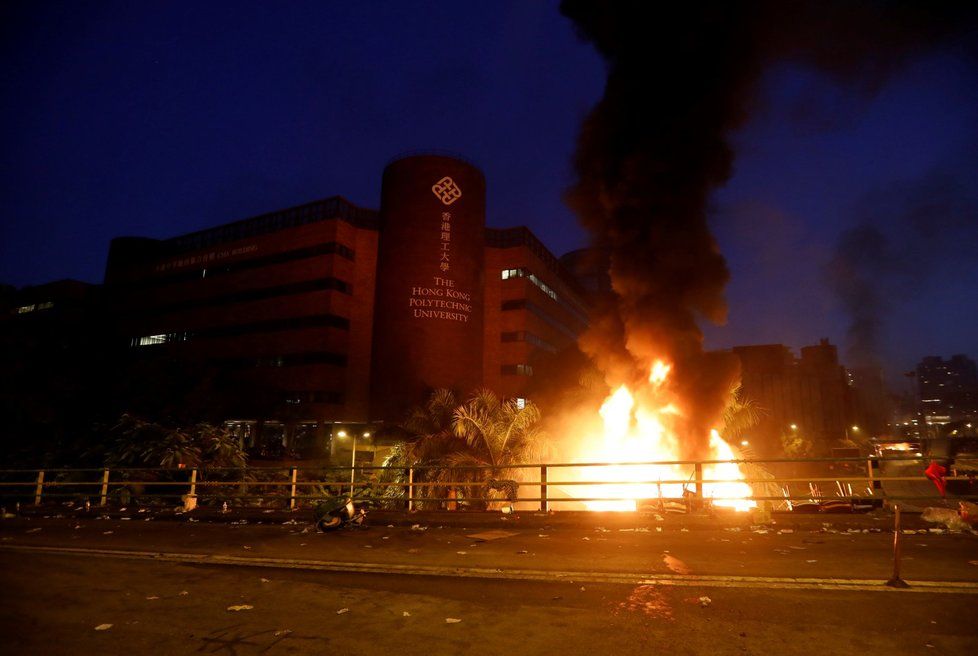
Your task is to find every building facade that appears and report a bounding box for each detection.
[732,339,851,455]
[103,155,589,453]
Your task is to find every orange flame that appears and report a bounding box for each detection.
[564,360,755,512]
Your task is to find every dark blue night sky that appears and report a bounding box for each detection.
[2,1,976,379]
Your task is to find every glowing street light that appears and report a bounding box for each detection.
[790,424,798,431]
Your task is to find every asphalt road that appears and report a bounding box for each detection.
[1,515,977,655]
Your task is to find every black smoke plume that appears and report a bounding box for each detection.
[560,0,976,457]
[829,161,978,367]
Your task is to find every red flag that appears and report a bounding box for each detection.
[924,460,947,497]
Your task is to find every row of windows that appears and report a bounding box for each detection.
[130,313,351,347]
[500,299,579,341]
[13,301,55,315]
[500,267,589,325]
[247,351,347,368]
[144,277,352,315]
[500,331,557,354]
[166,196,378,254]
[501,364,534,377]
[284,391,344,405]
[131,241,356,289]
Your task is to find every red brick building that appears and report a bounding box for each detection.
[104,155,589,453]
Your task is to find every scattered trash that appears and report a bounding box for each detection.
[656,527,663,532]
[243,546,251,550]
[402,611,411,617]
[102,531,113,535]
[336,608,349,615]
[445,618,462,624]
[227,605,253,612]
[274,629,292,637]
[410,524,428,532]
[582,536,590,541]
[456,551,467,555]
[145,596,159,600]
[94,624,113,631]
[806,560,818,563]
[260,578,270,583]
[580,586,586,591]
[680,528,689,533]
[178,591,189,596]
[516,549,528,554]
[777,529,794,534]
[698,596,712,607]
[25,528,41,533]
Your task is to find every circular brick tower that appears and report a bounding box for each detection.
[370,154,486,420]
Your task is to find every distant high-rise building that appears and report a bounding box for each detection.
[731,338,870,455]
[916,354,978,428]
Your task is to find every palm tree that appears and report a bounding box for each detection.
[396,388,548,509]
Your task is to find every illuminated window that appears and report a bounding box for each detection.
[515,397,526,409]
[501,364,533,377]
[132,332,189,347]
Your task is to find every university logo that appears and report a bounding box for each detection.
[431,176,462,205]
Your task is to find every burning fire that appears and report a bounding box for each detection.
[566,360,755,512]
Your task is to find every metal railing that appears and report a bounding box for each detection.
[0,455,974,511]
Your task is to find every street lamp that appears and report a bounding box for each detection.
[790,424,798,431]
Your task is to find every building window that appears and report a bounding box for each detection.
[501,364,533,377]
[515,397,527,409]
[132,332,189,347]
[500,331,557,353]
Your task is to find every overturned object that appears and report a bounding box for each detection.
[921,507,972,533]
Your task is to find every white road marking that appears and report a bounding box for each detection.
[2,543,977,594]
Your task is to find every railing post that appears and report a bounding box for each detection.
[885,505,909,588]
[694,462,704,500]
[99,469,110,506]
[289,466,298,510]
[407,467,414,512]
[540,465,548,512]
[33,470,44,506]
[189,468,197,498]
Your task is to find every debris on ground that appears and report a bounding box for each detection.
[402,611,411,617]
[410,524,428,531]
[921,507,973,532]
[145,596,159,600]
[469,530,519,542]
[336,608,349,615]
[227,605,253,612]
[960,501,978,526]
[445,618,462,624]
[274,629,292,637]
[698,596,712,607]
[94,624,113,631]
[25,528,41,533]
[260,578,270,583]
